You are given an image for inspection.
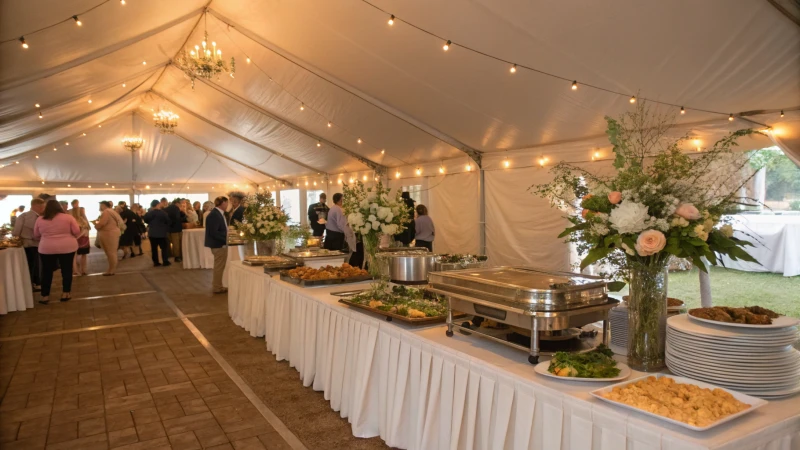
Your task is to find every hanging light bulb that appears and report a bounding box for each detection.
[680,106,685,115]
[20,37,28,49]
[73,15,82,26]
[35,155,39,159]
[41,181,45,184]
[415,167,421,175]
[509,64,517,73]
[53,147,57,151]
[439,165,445,174]
[629,95,636,104]
[594,151,601,159]
[388,14,395,25]
[362,175,368,181]
[337,179,342,184]
[67,184,70,187]
[466,163,472,171]
[35,103,40,108]
[38,111,43,119]
[357,138,362,144]
[728,114,734,121]
[780,110,785,118]
[87,99,92,104]
[316,141,321,147]
[65,142,69,146]
[327,121,332,128]
[395,171,400,178]
[503,158,510,168]
[380,149,385,154]
[299,104,305,111]
[142,61,147,65]
[305,181,308,186]
[120,0,125,5]
[571,80,578,90]
[122,82,126,87]
[443,40,451,51]
[313,181,317,186]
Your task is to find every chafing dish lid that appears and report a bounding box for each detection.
[429,266,607,302]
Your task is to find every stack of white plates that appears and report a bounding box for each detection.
[610,304,628,350]
[666,314,800,398]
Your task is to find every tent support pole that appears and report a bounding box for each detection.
[478,169,486,256]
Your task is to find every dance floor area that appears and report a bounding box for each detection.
[0,249,389,450]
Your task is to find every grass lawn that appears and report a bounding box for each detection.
[640,267,800,318]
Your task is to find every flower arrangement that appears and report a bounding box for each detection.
[533,102,761,370]
[235,191,289,242]
[342,180,410,276]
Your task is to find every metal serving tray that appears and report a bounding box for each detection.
[428,266,607,312]
[279,272,372,287]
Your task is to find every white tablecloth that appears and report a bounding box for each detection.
[0,247,34,315]
[181,229,242,287]
[227,262,800,449]
[720,214,800,277]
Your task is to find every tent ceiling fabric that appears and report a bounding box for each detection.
[1,0,798,185]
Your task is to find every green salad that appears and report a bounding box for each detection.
[349,283,448,318]
[547,345,620,378]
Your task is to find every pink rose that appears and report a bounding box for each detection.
[635,230,667,256]
[675,203,701,221]
[608,191,622,205]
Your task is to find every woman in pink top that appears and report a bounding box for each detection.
[33,200,80,304]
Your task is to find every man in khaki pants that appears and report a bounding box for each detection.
[204,196,230,294]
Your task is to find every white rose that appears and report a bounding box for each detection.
[367,214,376,222]
[609,200,650,234]
[720,224,734,238]
[371,220,380,231]
[385,213,393,223]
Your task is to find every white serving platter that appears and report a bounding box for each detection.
[590,374,767,431]
[533,361,631,382]
[666,337,797,360]
[687,313,800,330]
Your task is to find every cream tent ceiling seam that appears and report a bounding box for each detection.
[177,150,211,192]
[0,63,166,127]
[0,104,140,166]
[0,71,157,150]
[206,9,483,167]
[193,75,384,173]
[150,90,326,175]
[0,7,205,93]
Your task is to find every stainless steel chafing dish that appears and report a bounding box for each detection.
[377,251,436,285]
[284,249,348,268]
[427,266,617,364]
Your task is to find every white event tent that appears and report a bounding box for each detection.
[1,0,798,270]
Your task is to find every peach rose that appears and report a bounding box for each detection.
[582,194,593,201]
[581,209,590,219]
[635,230,667,256]
[608,191,622,204]
[675,203,701,221]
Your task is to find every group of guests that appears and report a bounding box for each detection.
[306,191,435,268]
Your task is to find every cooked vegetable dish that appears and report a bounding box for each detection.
[547,345,620,378]
[348,283,448,318]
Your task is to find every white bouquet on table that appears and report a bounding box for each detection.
[236,191,289,241]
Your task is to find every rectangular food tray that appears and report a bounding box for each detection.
[338,298,461,325]
[590,374,767,431]
[279,273,372,287]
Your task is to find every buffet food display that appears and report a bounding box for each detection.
[284,248,349,269]
[377,251,437,285]
[546,345,621,378]
[337,283,453,324]
[688,305,783,325]
[227,230,247,246]
[592,375,766,431]
[434,253,488,271]
[428,266,617,364]
[280,263,370,287]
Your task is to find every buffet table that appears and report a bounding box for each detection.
[182,229,243,287]
[227,262,800,449]
[0,247,34,315]
[720,214,800,277]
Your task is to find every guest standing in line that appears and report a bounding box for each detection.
[133,203,146,255]
[193,201,204,227]
[59,200,69,213]
[33,200,80,304]
[12,198,45,291]
[205,196,230,294]
[323,193,356,253]
[183,199,198,226]
[10,205,24,227]
[307,193,330,237]
[95,201,122,276]
[117,202,141,259]
[144,199,171,267]
[201,201,214,226]
[228,192,245,224]
[394,192,416,246]
[164,199,185,263]
[413,204,435,251]
[71,206,91,276]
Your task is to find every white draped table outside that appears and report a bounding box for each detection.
[0,247,34,315]
[227,262,800,450]
[720,214,800,277]
[181,229,242,287]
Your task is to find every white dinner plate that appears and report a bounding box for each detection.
[666,355,800,378]
[687,313,800,330]
[667,366,800,395]
[666,337,797,359]
[534,360,631,382]
[667,327,798,347]
[666,342,800,365]
[666,358,800,383]
[667,332,797,351]
[590,374,767,431]
[670,314,799,337]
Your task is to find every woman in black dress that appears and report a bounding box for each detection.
[118,203,141,258]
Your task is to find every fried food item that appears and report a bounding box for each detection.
[368,300,383,309]
[689,306,777,325]
[602,376,750,427]
[285,263,368,281]
[407,308,426,319]
[667,298,684,307]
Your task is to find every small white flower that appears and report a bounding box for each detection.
[609,200,650,234]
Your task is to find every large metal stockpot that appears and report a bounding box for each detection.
[378,251,437,285]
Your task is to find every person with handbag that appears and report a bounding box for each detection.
[95,201,122,276]
[34,200,80,304]
[70,207,91,276]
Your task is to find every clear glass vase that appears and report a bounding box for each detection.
[626,259,669,372]
[362,233,381,280]
[246,239,279,257]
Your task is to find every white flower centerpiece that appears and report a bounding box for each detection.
[533,102,760,371]
[342,180,410,278]
[235,191,290,256]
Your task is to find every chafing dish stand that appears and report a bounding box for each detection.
[428,266,618,364]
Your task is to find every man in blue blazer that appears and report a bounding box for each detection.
[205,196,230,294]
[144,199,171,267]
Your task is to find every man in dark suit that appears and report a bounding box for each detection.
[164,198,186,263]
[205,196,230,294]
[143,199,171,267]
[307,193,329,237]
[228,192,245,225]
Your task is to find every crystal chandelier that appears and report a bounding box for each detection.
[173,13,235,89]
[122,136,144,152]
[153,109,179,134]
